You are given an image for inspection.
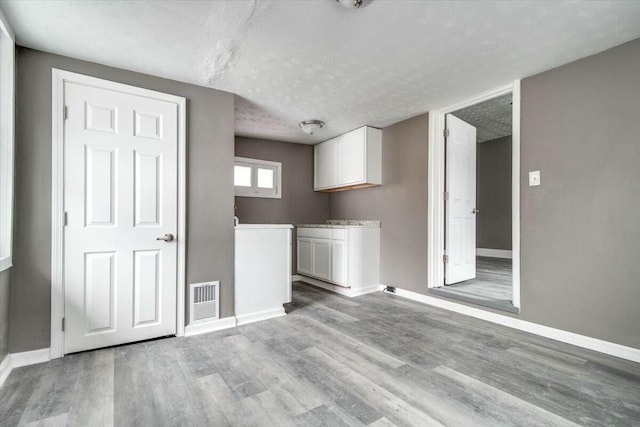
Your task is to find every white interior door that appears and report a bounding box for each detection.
[445,114,477,285]
[64,81,178,354]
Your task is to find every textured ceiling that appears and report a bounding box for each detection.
[452,94,512,143]
[2,1,640,144]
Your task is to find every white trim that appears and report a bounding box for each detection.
[10,348,51,368]
[298,275,384,297]
[476,248,513,259]
[428,81,521,309]
[0,10,15,271]
[427,112,445,291]
[511,81,522,308]
[184,317,237,337]
[50,69,187,359]
[0,348,53,388]
[387,287,640,364]
[236,308,286,326]
[291,274,303,282]
[0,8,15,39]
[0,256,11,272]
[50,70,65,360]
[176,84,187,338]
[0,353,11,388]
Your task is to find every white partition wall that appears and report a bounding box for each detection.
[235,224,293,325]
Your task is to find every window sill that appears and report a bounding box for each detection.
[0,256,11,272]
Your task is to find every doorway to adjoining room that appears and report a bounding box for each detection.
[431,91,517,313]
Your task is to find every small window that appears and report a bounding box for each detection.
[234,163,252,187]
[234,157,282,199]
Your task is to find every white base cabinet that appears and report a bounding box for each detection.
[297,227,380,293]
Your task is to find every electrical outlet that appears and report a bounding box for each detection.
[529,170,541,186]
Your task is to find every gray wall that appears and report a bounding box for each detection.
[10,47,235,353]
[0,269,9,362]
[234,137,330,273]
[330,114,429,293]
[518,38,640,349]
[376,39,640,350]
[235,137,330,225]
[477,135,512,250]
[331,39,640,350]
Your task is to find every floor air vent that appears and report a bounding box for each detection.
[189,281,219,324]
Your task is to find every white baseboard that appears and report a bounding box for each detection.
[11,348,51,368]
[1,347,52,388]
[476,248,512,259]
[387,287,640,363]
[0,353,11,388]
[291,274,303,282]
[236,307,286,326]
[184,317,237,337]
[298,275,384,297]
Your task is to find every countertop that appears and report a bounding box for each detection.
[296,220,381,229]
[235,224,293,230]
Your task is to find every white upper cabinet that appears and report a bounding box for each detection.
[337,127,366,185]
[314,126,382,192]
[314,138,338,189]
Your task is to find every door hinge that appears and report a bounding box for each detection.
[61,317,65,332]
[443,254,449,264]
[444,128,450,138]
[64,212,68,226]
[443,191,449,201]
[63,106,68,120]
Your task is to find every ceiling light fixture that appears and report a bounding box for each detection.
[298,120,326,135]
[336,0,365,9]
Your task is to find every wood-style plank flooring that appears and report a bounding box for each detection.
[440,256,513,302]
[2,282,639,426]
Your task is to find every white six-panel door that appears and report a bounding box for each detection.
[64,82,179,353]
[445,114,477,285]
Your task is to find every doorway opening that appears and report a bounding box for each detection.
[427,82,520,313]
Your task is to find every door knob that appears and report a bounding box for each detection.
[472,208,479,214]
[156,233,175,242]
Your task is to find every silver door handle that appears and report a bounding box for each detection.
[472,208,479,214]
[156,233,175,242]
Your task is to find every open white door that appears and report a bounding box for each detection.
[445,114,477,285]
[63,81,179,354]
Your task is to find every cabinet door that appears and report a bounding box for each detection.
[311,239,331,280]
[331,240,348,285]
[314,139,338,190]
[337,127,366,185]
[297,238,313,275]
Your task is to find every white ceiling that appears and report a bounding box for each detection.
[2,1,640,144]
[453,94,512,143]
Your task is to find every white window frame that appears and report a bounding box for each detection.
[234,156,282,199]
[0,9,15,273]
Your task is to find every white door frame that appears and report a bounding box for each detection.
[50,69,187,359]
[427,81,521,308]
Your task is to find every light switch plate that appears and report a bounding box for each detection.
[529,170,541,186]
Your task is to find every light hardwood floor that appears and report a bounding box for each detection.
[1,282,639,426]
